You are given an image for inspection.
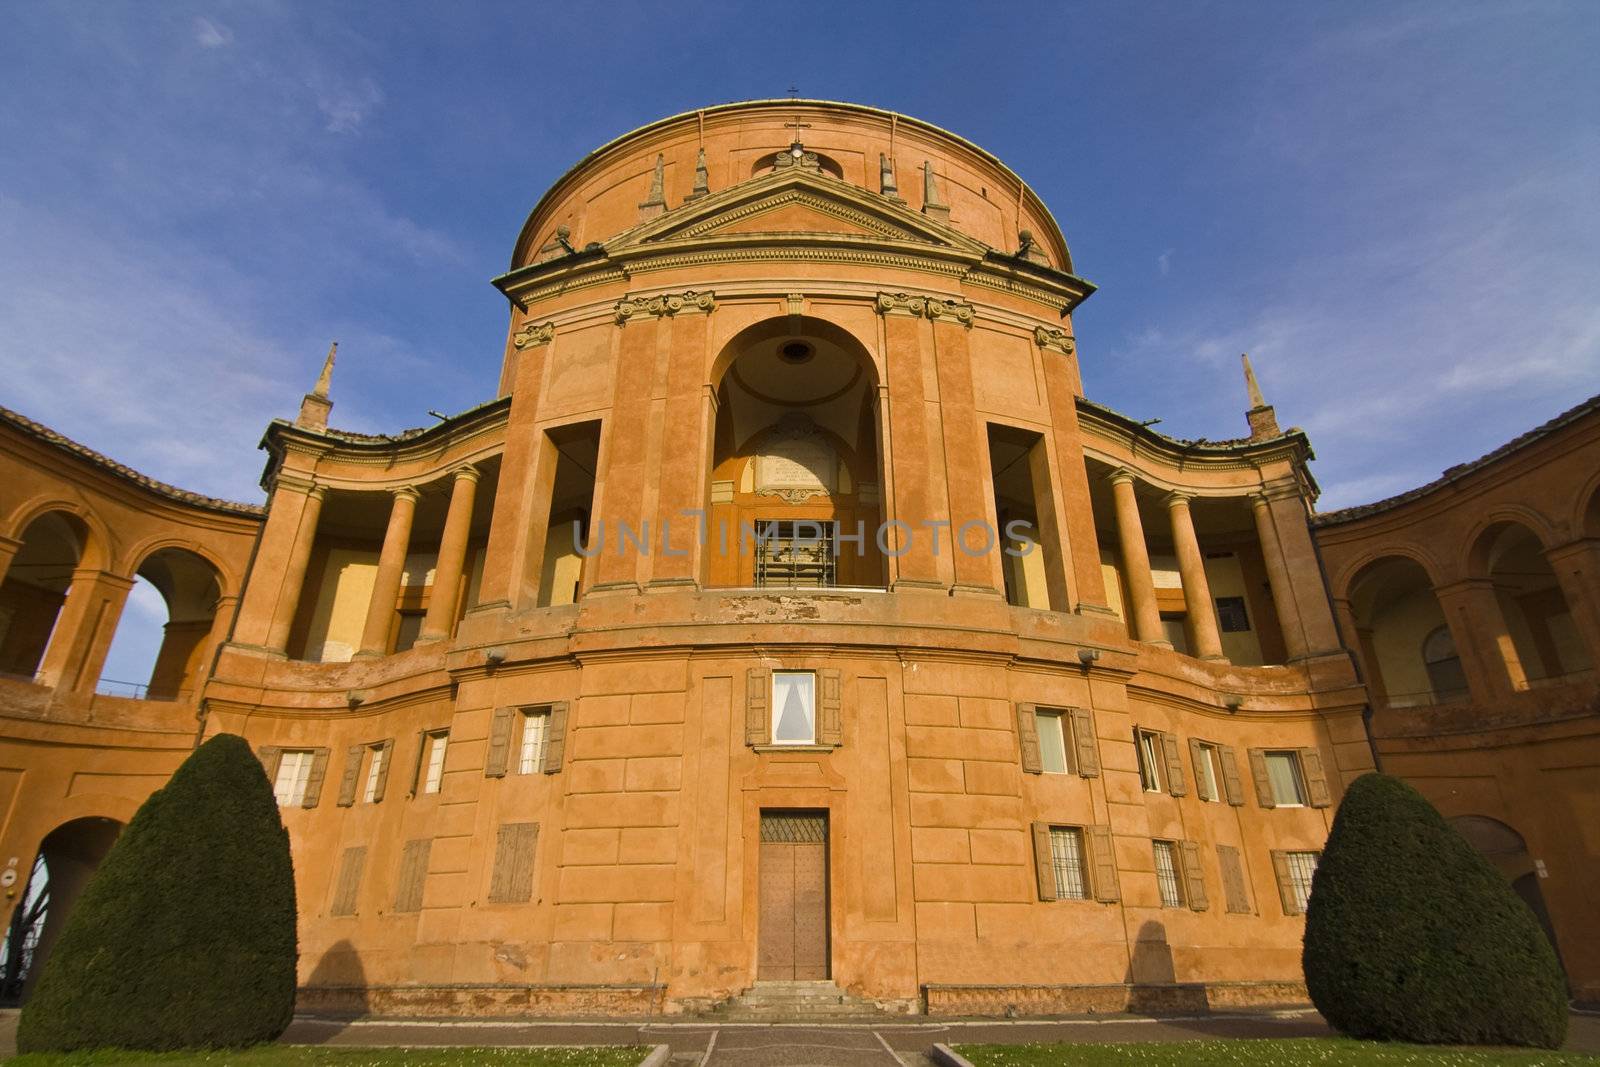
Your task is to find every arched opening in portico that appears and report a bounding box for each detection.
[1446,814,1565,981]
[1471,521,1591,685]
[706,317,885,589]
[1347,556,1464,708]
[97,548,222,700]
[0,816,121,1004]
[0,511,91,680]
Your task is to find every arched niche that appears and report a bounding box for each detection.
[707,317,884,589]
[97,547,223,700]
[0,511,91,680]
[1469,521,1591,684]
[1347,555,1462,707]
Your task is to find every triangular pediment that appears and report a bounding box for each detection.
[605,167,991,257]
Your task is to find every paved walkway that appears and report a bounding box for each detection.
[2,1008,1595,1064]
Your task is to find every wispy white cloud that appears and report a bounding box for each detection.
[1157,248,1173,276]
[192,17,232,49]
[313,75,383,134]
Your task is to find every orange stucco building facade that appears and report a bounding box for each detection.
[1,101,1594,1014]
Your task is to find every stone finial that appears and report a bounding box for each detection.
[921,161,950,223]
[880,153,902,201]
[1241,353,1281,440]
[684,148,710,202]
[296,342,337,430]
[1016,229,1050,266]
[638,153,667,219]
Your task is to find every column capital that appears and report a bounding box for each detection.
[449,465,481,485]
[273,472,320,496]
[1164,490,1194,509]
[392,485,421,504]
[1033,326,1076,355]
[1108,468,1138,488]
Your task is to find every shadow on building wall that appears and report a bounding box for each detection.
[296,938,369,1031]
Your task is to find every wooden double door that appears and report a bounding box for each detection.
[757,811,830,981]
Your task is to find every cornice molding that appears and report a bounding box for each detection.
[614,289,716,324]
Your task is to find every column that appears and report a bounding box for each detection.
[478,325,552,612]
[1333,597,1388,707]
[1261,488,1343,656]
[34,568,134,695]
[0,534,22,589]
[1037,329,1109,612]
[1544,540,1600,668]
[648,312,712,589]
[931,308,1004,597]
[261,485,325,655]
[1251,494,1306,661]
[356,487,419,658]
[587,316,658,595]
[418,469,480,643]
[879,300,945,590]
[1110,471,1167,646]
[1167,493,1225,660]
[1433,578,1526,700]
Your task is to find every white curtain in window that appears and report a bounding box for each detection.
[771,672,816,743]
[1037,712,1068,774]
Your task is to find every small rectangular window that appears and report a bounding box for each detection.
[1049,826,1089,900]
[361,743,386,804]
[1153,840,1184,908]
[422,731,449,794]
[1036,710,1069,774]
[1216,596,1251,632]
[1265,751,1306,806]
[1135,729,1163,793]
[1286,850,1319,912]
[771,671,816,744]
[273,750,314,806]
[1195,743,1220,802]
[518,709,550,774]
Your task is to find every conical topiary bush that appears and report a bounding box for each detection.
[1303,771,1566,1048]
[17,732,297,1051]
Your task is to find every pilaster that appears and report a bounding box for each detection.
[35,568,135,695]
[1543,539,1600,668]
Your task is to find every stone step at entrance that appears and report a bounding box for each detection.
[709,979,886,1019]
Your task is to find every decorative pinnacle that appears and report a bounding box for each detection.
[921,160,950,222]
[1241,352,1267,409]
[687,148,709,200]
[639,153,666,215]
[313,342,337,398]
[880,153,900,199]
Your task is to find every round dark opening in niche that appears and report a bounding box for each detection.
[779,341,815,364]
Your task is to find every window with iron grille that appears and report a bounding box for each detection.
[1216,596,1251,632]
[755,520,836,588]
[1049,826,1089,900]
[1286,850,1319,912]
[1153,840,1184,908]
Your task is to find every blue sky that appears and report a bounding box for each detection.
[2,2,1596,683]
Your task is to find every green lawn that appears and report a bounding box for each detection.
[955,1037,1600,1065]
[3,1047,645,1067]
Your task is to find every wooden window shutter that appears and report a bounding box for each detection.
[488,822,540,904]
[1299,747,1332,807]
[818,669,843,746]
[336,745,365,807]
[1179,840,1208,911]
[1015,703,1043,774]
[408,729,428,796]
[394,838,432,912]
[370,738,395,802]
[1071,708,1100,778]
[1270,850,1300,915]
[257,745,282,782]
[745,668,769,746]
[1031,822,1056,901]
[1217,844,1251,913]
[1161,733,1187,797]
[1247,748,1275,808]
[542,702,569,773]
[330,846,366,916]
[301,747,331,809]
[1088,824,1121,903]
[485,706,515,778]
[1219,745,1245,806]
[1187,738,1207,795]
